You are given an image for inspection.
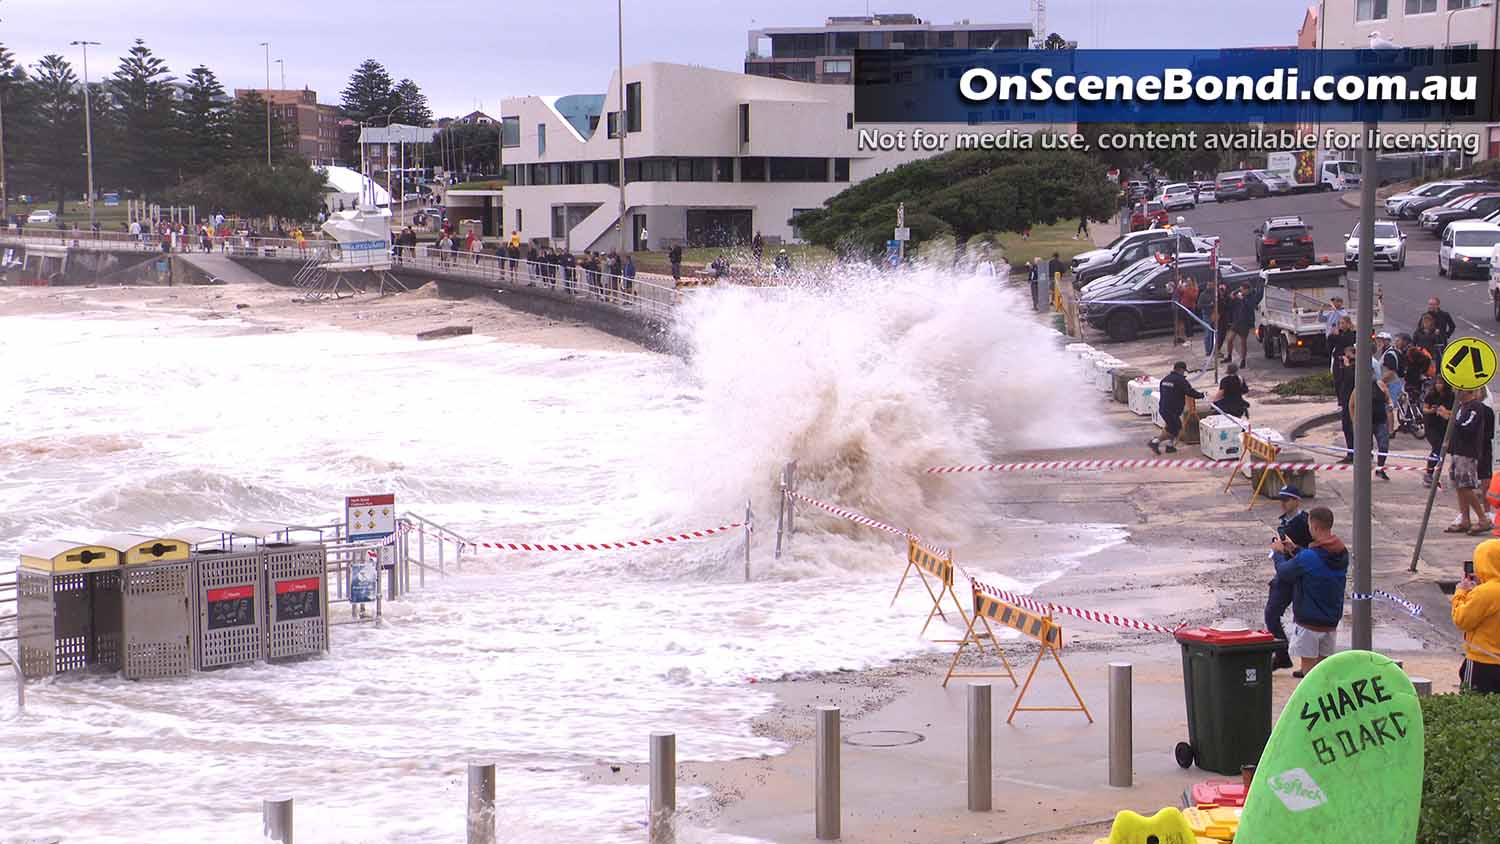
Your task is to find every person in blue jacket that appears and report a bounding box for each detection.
[1270,506,1349,678]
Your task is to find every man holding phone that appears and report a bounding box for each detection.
[1271,507,1348,678]
[1265,486,1313,671]
[1453,539,1500,693]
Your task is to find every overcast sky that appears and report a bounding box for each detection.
[4,0,1313,117]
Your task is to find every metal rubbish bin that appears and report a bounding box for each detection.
[99,533,195,680]
[264,543,329,661]
[16,541,123,678]
[1173,626,1280,775]
[194,549,266,670]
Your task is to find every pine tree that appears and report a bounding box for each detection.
[108,39,181,194]
[391,79,432,126]
[0,44,33,215]
[29,54,85,214]
[339,59,397,124]
[226,91,292,165]
[178,66,230,173]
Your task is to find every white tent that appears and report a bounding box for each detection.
[320,208,392,271]
[317,165,390,211]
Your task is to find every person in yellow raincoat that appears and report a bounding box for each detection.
[1453,538,1500,692]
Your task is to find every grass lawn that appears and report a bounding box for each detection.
[990,220,1109,273]
[629,243,834,275]
[13,201,131,228]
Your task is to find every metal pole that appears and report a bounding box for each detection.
[815,706,840,840]
[1411,417,1459,572]
[1,83,8,224]
[786,460,797,538]
[649,732,676,843]
[1108,662,1133,788]
[1353,125,1377,652]
[967,683,992,812]
[261,43,272,167]
[1411,677,1432,697]
[617,0,628,256]
[276,58,285,91]
[774,467,787,560]
[262,797,293,843]
[466,762,496,844]
[71,41,100,229]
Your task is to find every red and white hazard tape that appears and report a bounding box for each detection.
[926,459,1425,475]
[787,491,949,557]
[462,522,745,553]
[972,578,1184,636]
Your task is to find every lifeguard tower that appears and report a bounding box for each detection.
[294,207,408,301]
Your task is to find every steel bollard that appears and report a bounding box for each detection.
[1109,662,1133,788]
[1411,677,1432,697]
[649,732,676,843]
[263,797,293,843]
[816,706,840,840]
[967,682,992,811]
[467,762,496,844]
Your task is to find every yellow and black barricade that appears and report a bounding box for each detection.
[1225,430,1284,508]
[944,583,1092,723]
[892,538,970,642]
[940,582,1019,691]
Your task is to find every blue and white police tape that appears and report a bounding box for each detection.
[1351,590,1423,618]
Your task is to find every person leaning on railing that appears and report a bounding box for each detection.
[1454,539,1500,692]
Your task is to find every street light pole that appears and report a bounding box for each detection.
[260,42,271,167]
[1447,2,1493,54]
[70,40,100,228]
[276,58,285,91]
[617,0,628,255]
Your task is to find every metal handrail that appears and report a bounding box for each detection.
[0,643,22,712]
[402,512,472,547]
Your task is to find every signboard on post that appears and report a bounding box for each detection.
[350,549,378,604]
[1440,337,1496,391]
[346,493,396,542]
[893,227,911,241]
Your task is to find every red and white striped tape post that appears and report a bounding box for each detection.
[786,490,949,558]
[463,521,745,553]
[926,459,1425,475]
[971,577,1184,637]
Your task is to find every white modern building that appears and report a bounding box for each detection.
[499,62,1067,251]
[1316,0,1499,160]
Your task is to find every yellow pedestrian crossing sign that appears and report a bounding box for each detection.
[1440,337,1497,391]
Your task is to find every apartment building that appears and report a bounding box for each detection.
[744,13,1032,84]
[498,62,1067,251]
[234,88,342,163]
[1317,0,1499,158]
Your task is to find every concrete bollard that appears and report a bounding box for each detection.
[263,797,293,844]
[816,706,840,840]
[967,683,992,812]
[649,732,676,843]
[1109,662,1133,788]
[467,762,496,844]
[1411,677,1433,697]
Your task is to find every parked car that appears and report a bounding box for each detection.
[1072,230,1202,288]
[1130,200,1170,231]
[1419,193,1500,236]
[1214,171,1258,201]
[1081,255,1255,341]
[1247,170,1292,196]
[1125,181,1151,202]
[1254,216,1316,269]
[1439,220,1500,280]
[1071,226,1208,272]
[1159,183,1197,211]
[1343,220,1406,270]
[1195,180,1218,202]
[1401,182,1500,220]
[26,209,57,225]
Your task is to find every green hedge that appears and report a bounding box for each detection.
[1419,692,1500,843]
[1271,371,1334,397]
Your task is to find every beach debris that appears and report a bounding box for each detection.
[416,325,473,341]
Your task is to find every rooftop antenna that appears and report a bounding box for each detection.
[1031,0,1047,48]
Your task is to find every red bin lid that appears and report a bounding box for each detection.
[1189,779,1248,808]
[1174,625,1276,645]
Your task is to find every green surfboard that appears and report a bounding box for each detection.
[1236,650,1424,844]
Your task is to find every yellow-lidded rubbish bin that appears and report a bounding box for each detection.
[17,541,123,678]
[97,533,195,679]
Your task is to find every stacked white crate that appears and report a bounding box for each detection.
[1199,414,1245,460]
[1129,376,1159,417]
[1094,358,1127,392]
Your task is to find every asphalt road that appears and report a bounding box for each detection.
[1168,190,1499,348]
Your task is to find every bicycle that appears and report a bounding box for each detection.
[1395,381,1427,440]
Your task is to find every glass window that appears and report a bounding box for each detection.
[1447,42,1480,63]
[626,82,642,133]
[1449,0,1485,8]
[1356,0,1388,20]
[939,31,956,47]
[834,158,850,182]
[740,103,750,144]
[832,33,859,55]
[1405,0,1437,12]
[537,123,546,156]
[693,158,714,182]
[846,112,854,130]
[551,206,567,240]
[607,111,622,139]
[823,59,852,74]
[716,158,734,181]
[769,157,829,182]
[741,157,767,181]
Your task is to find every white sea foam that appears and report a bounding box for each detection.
[0,268,1117,842]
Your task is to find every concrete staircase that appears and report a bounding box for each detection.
[177,252,275,286]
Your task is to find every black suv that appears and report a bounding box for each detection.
[1254,216,1315,269]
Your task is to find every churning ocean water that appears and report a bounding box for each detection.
[0,267,1118,842]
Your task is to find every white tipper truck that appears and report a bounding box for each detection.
[1255,264,1383,367]
[1266,150,1362,193]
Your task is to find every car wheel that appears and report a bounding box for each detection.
[1106,311,1140,342]
[1345,261,1356,269]
[1396,255,1405,270]
[1439,261,1447,277]
[1280,338,1297,368]
[1263,331,1276,359]
[1175,742,1195,769]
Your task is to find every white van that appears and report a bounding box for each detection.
[1439,220,1500,280]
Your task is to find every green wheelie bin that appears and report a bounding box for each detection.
[1173,625,1281,775]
